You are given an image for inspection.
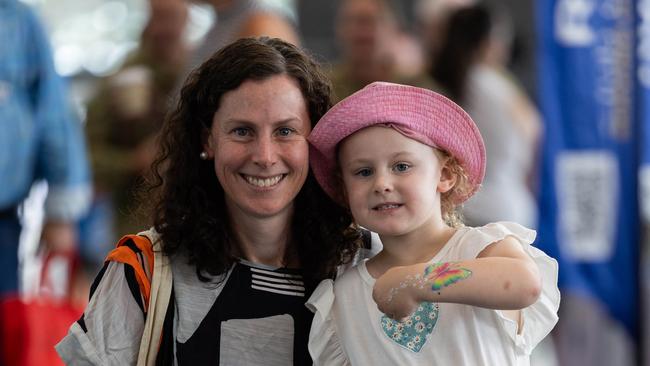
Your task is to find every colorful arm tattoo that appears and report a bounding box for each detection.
[423,262,472,292]
[383,262,473,305]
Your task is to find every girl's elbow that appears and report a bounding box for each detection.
[519,263,542,308]
[523,278,542,308]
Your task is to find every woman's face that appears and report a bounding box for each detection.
[205,74,311,220]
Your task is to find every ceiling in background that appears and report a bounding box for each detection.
[23,0,214,77]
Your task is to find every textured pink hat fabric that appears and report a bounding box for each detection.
[309,81,486,205]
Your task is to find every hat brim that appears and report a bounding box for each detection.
[309,82,485,206]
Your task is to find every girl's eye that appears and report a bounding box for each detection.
[277,127,294,137]
[355,168,373,177]
[394,163,411,172]
[232,127,250,137]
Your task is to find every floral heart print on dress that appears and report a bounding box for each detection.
[380,302,439,352]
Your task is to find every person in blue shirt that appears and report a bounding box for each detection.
[0,0,91,296]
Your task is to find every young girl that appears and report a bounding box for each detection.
[307,82,559,365]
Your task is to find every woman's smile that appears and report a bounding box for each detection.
[242,174,286,189]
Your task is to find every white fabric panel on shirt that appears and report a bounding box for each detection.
[219,314,294,365]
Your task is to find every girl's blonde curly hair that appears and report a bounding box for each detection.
[439,152,474,228]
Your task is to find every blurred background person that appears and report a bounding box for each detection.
[330,0,435,101]
[430,3,542,229]
[81,0,189,271]
[414,0,476,67]
[0,0,91,298]
[429,5,553,364]
[183,0,300,78]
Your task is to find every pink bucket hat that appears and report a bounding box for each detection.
[309,81,485,205]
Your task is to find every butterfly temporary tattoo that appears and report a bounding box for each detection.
[424,262,472,292]
[383,262,472,305]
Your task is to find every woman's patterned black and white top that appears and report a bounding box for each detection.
[163,257,318,365]
[56,246,318,365]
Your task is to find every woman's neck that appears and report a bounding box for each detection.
[366,219,456,279]
[228,207,294,268]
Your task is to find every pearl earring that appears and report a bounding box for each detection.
[199,151,209,160]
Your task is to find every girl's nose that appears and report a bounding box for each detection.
[373,172,393,194]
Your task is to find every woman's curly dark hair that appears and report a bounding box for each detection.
[147,37,361,282]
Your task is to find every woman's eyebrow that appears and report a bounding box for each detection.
[221,117,302,128]
[221,118,254,126]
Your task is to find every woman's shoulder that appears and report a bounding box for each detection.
[56,259,146,364]
[136,227,162,245]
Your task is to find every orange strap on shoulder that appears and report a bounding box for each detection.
[105,234,155,311]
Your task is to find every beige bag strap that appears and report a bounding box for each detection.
[136,229,173,366]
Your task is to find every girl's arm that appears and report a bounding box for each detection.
[373,236,542,319]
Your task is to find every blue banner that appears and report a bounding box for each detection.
[637,0,650,362]
[536,0,639,338]
[639,2,650,186]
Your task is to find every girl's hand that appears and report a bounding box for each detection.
[373,265,423,320]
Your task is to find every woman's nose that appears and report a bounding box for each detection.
[252,135,278,167]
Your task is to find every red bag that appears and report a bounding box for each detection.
[0,253,85,366]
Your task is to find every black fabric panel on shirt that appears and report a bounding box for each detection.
[77,316,87,333]
[78,261,111,333]
[175,262,317,365]
[155,287,176,366]
[124,239,142,254]
[89,261,109,301]
[124,264,145,314]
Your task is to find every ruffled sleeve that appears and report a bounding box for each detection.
[305,280,351,366]
[459,222,561,354]
[516,240,560,354]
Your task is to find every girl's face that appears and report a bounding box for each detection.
[338,126,454,237]
[205,74,311,220]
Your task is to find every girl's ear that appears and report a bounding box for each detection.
[437,160,457,194]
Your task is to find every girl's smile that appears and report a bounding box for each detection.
[372,202,403,211]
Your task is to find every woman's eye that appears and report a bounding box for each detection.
[394,163,411,172]
[232,127,250,137]
[277,127,294,137]
[355,168,372,177]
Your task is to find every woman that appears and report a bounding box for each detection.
[56,37,360,365]
[430,4,542,228]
